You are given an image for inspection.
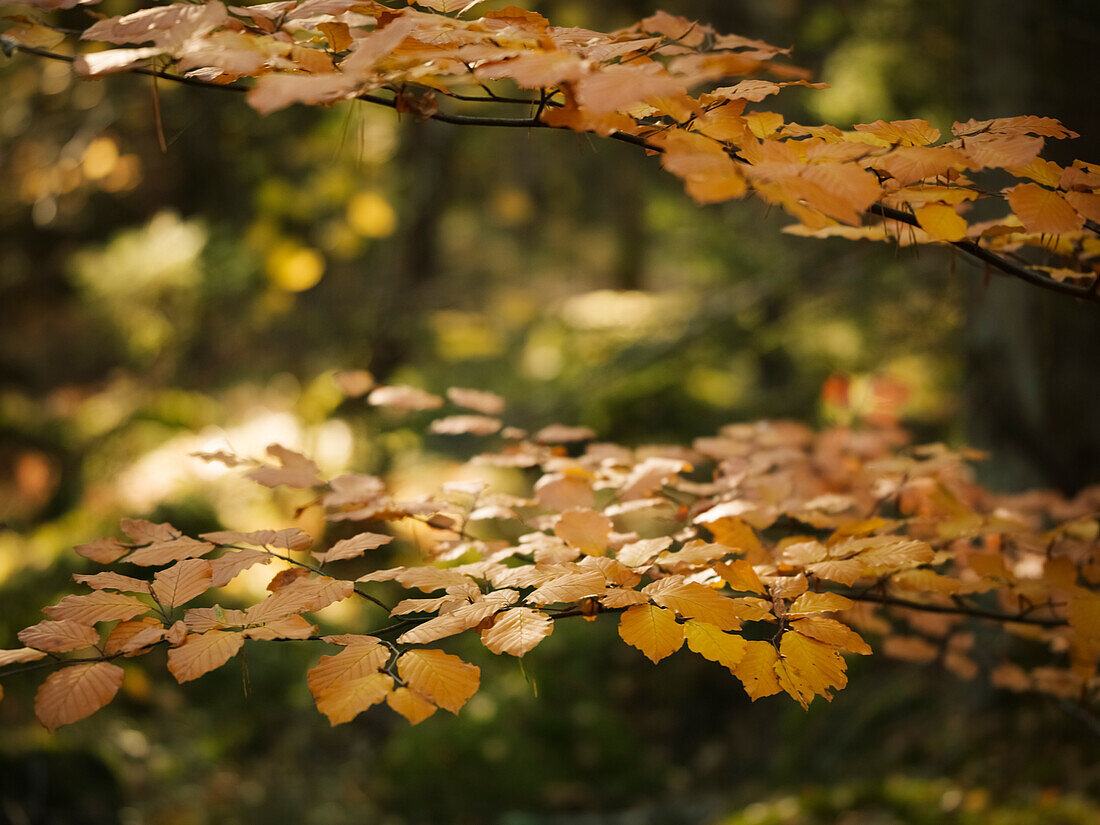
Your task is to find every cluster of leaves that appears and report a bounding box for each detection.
[2,0,1098,298]
[2,381,1099,732]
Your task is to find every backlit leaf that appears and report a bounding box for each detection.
[481,608,554,656]
[397,649,480,714]
[314,672,393,726]
[166,631,245,683]
[386,686,437,724]
[683,620,747,670]
[618,604,684,663]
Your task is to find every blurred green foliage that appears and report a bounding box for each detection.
[1,0,1098,823]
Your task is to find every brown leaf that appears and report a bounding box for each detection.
[35,662,124,732]
[151,559,213,607]
[18,620,99,653]
[43,592,149,625]
[166,631,245,683]
[312,532,392,563]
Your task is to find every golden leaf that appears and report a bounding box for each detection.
[166,631,245,683]
[774,631,848,709]
[481,607,554,656]
[209,548,271,588]
[683,620,747,670]
[618,604,684,663]
[914,203,968,242]
[731,639,781,700]
[790,616,871,655]
[35,662,124,732]
[72,571,150,593]
[387,686,437,724]
[785,591,854,617]
[315,672,393,726]
[397,649,480,714]
[643,575,743,630]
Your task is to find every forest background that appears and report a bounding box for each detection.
[0,0,1098,823]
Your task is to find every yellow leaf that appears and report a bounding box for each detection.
[307,639,388,698]
[774,631,848,709]
[683,620,747,670]
[481,608,554,656]
[42,591,149,625]
[35,662,124,732]
[618,604,684,663]
[643,575,743,630]
[731,639,781,700]
[315,672,393,725]
[397,649,480,714]
[786,592,854,616]
[151,558,213,607]
[386,686,437,724]
[914,203,967,242]
[244,576,354,624]
[18,620,99,653]
[790,616,871,655]
[166,631,244,683]
[243,614,317,640]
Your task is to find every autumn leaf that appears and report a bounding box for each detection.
[246,444,323,489]
[307,639,389,698]
[553,509,613,556]
[315,672,394,725]
[481,608,554,656]
[397,649,480,714]
[619,604,684,663]
[166,631,245,683]
[311,532,392,563]
[786,591,854,617]
[74,537,130,564]
[525,570,605,606]
[386,686,437,724]
[368,385,444,411]
[446,386,504,416]
[790,616,872,655]
[914,203,968,242]
[1005,183,1085,234]
[731,639,781,700]
[683,620,747,670]
[151,559,213,607]
[774,631,848,709]
[18,620,99,653]
[0,647,48,666]
[43,591,150,624]
[35,662,125,732]
[643,576,743,630]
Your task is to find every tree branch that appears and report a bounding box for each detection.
[3,37,1095,306]
[845,591,1068,627]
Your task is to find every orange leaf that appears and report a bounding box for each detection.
[643,575,743,630]
[314,672,393,726]
[1005,183,1084,234]
[731,639,781,700]
[151,558,213,607]
[397,649,480,714]
[553,509,612,556]
[18,620,99,653]
[35,662,124,732]
[166,631,244,683]
[386,686,437,724]
[42,591,149,625]
[683,619,747,670]
[790,616,871,655]
[307,638,388,698]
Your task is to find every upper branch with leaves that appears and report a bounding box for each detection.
[2,0,1099,302]
[2,382,1099,731]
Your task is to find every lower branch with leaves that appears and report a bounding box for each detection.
[3,383,1098,731]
